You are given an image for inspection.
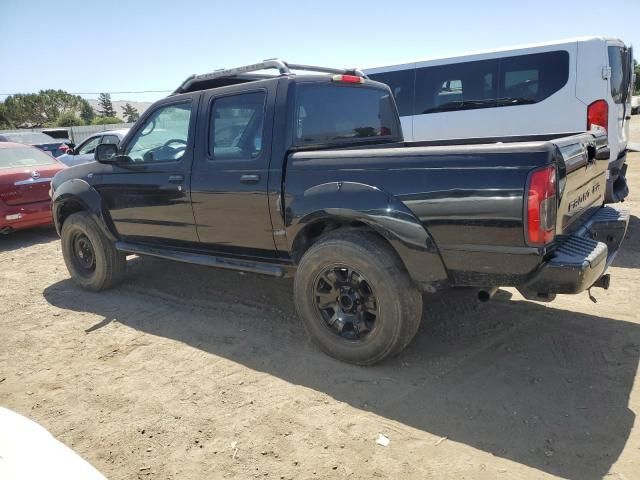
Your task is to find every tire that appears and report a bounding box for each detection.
[294,229,423,365]
[61,211,126,291]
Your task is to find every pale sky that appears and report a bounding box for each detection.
[1,0,638,103]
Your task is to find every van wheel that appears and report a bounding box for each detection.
[61,212,126,291]
[294,229,422,365]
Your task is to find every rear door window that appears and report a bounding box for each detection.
[293,84,400,146]
[608,46,631,104]
[367,69,415,117]
[209,91,266,160]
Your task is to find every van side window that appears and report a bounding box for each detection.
[415,59,498,114]
[413,50,569,115]
[367,69,415,117]
[209,91,266,160]
[499,51,569,104]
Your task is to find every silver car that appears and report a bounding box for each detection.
[57,129,129,167]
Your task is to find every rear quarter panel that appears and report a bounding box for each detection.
[286,143,555,286]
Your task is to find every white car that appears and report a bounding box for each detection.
[57,129,129,167]
[632,95,640,114]
[365,36,634,203]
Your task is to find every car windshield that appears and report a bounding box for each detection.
[0,147,56,169]
[1,132,57,144]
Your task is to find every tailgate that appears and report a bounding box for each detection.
[551,131,609,235]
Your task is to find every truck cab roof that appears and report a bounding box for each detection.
[171,59,367,95]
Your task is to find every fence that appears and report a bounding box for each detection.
[0,123,135,145]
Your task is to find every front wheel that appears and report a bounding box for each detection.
[61,212,126,291]
[294,230,422,365]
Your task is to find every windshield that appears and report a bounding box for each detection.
[1,132,57,144]
[292,83,400,146]
[0,147,57,169]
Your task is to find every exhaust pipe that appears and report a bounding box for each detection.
[592,274,610,290]
[0,226,12,235]
[477,287,498,302]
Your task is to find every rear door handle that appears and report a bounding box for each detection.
[240,174,260,184]
[168,174,184,184]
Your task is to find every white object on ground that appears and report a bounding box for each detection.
[375,433,390,447]
[0,406,106,479]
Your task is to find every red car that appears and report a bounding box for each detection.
[0,142,65,234]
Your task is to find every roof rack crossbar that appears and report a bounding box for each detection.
[173,58,366,94]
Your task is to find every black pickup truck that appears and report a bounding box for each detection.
[51,59,629,365]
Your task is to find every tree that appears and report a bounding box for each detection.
[80,100,95,124]
[0,90,86,128]
[634,60,640,95]
[0,103,10,129]
[55,112,84,127]
[97,93,115,117]
[92,116,123,125]
[121,103,139,123]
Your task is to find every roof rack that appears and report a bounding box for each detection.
[172,58,366,94]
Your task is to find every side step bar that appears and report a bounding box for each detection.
[116,241,288,278]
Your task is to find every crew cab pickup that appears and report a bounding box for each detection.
[50,59,629,365]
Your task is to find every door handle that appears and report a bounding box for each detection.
[168,174,184,184]
[240,174,260,184]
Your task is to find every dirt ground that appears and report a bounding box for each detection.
[2,127,640,480]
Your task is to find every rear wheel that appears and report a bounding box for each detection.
[61,212,126,291]
[294,229,422,365]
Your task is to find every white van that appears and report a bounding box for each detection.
[365,37,634,203]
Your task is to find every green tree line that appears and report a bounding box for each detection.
[0,90,138,129]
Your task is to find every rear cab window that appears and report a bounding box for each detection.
[291,83,400,147]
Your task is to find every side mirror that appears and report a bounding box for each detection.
[95,143,119,163]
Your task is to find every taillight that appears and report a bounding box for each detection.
[526,165,557,246]
[587,99,608,133]
[331,74,365,84]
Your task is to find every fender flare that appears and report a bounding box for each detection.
[286,181,448,285]
[52,179,117,242]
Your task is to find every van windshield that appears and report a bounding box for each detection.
[608,46,633,105]
[292,83,400,146]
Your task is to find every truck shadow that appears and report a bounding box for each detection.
[43,257,639,480]
[612,214,640,269]
[0,226,58,252]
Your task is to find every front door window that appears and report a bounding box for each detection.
[125,103,192,163]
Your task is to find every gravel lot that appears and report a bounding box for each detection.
[1,122,640,480]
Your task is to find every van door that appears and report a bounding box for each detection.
[606,43,632,160]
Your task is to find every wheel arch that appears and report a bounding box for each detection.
[52,179,117,242]
[286,182,448,287]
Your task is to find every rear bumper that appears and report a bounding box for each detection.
[0,200,53,233]
[519,207,629,297]
[605,151,629,203]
